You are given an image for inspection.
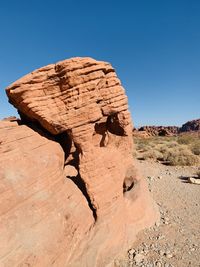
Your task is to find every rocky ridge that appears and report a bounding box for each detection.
[180,119,200,132]
[133,119,200,137]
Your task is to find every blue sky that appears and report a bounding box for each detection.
[0,0,199,127]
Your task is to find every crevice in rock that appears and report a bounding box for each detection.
[65,144,97,221]
[94,122,107,147]
[107,114,125,136]
[123,177,135,193]
[17,116,97,221]
[55,131,72,162]
[67,172,97,221]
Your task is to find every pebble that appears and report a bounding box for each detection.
[156,262,162,267]
[166,253,173,259]
[155,221,160,227]
[157,234,165,240]
[148,176,154,181]
[159,250,165,256]
[165,250,173,258]
[134,253,145,264]
[128,253,134,259]
[128,248,135,255]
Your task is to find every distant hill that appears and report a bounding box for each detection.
[180,119,200,132]
[133,119,200,137]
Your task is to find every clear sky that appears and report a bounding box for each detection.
[0,0,199,127]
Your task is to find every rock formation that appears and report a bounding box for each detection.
[0,119,94,267]
[134,119,200,138]
[136,126,179,137]
[1,57,159,267]
[180,119,200,133]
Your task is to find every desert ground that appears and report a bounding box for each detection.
[115,135,200,267]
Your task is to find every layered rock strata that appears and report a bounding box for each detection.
[137,126,179,136]
[1,57,159,267]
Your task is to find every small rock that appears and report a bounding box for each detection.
[134,253,145,264]
[147,176,154,181]
[165,250,173,258]
[128,248,135,255]
[166,253,173,259]
[156,262,162,267]
[64,165,78,178]
[155,221,160,227]
[158,234,165,240]
[143,248,148,254]
[157,176,162,179]
[128,253,134,259]
[188,177,200,185]
[159,250,165,256]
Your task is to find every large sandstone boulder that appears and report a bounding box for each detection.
[1,57,159,267]
[0,120,94,267]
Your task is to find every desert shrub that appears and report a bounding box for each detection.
[190,141,200,155]
[134,138,152,152]
[158,142,179,154]
[134,135,200,166]
[162,146,199,166]
[177,135,194,145]
[166,141,179,148]
[142,149,163,160]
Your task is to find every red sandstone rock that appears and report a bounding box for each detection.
[137,126,179,136]
[0,120,94,267]
[2,116,19,122]
[2,57,159,267]
[133,129,151,138]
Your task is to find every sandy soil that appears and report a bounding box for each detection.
[115,160,200,267]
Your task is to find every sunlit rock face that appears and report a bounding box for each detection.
[2,57,159,267]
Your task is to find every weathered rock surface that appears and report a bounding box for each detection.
[2,57,159,267]
[0,120,94,267]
